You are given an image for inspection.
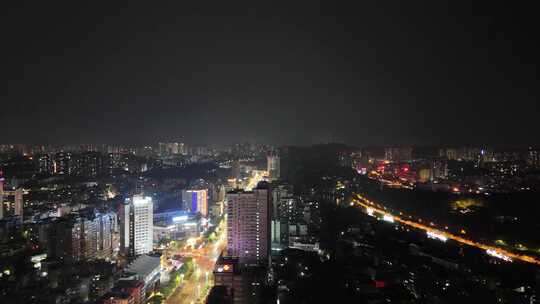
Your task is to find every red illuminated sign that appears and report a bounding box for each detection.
[375,280,387,288]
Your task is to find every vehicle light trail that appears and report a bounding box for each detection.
[427,231,448,242]
[354,194,540,266]
[486,249,512,262]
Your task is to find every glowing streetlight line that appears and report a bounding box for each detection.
[354,194,540,266]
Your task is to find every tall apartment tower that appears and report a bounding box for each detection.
[270,184,294,250]
[120,196,153,256]
[267,153,280,181]
[78,216,99,260]
[226,183,269,265]
[97,212,117,260]
[13,189,23,219]
[0,187,23,221]
[0,175,4,220]
[181,189,208,216]
[46,212,117,262]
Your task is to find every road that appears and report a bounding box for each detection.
[353,193,540,266]
[165,221,227,304]
[163,171,260,303]
[245,170,266,191]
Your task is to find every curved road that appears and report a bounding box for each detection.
[354,194,540,266]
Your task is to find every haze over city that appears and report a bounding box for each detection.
[2,2,539,145]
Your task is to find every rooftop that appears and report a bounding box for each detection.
[125,254,161,279]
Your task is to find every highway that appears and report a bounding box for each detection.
[353,193,540,266]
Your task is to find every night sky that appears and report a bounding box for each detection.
[1,2,539,146]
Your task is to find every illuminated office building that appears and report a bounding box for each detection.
[121,196,153,256]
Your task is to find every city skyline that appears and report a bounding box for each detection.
[2,135,540,303]
[3,2,540,303]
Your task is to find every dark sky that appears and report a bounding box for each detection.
[1,1,539,146]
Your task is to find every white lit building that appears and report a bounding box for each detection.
[121,196,153,256]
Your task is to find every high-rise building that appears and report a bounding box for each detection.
[14,188,23,219]
[47,217,78,261]
[54,152,73,175]
[98,212,118,260]
[158,142,186,157]
[527,147,540,168]
[212,255,267,304]
[270,184,293,250]
[418,168,431,183]
[1,188,24,220]
[182,189,208,217]
[170,143,179,155]
[267,154,280,181]
[226,184,269,265]
[36,154,53,174]
[46,212,117,262]
[217,185,226,202]
[120,196,154,256]
[0,171,23,220]
[213,256,242,303]
[432,160,448,180]
[0,173,4,220]
[77,152,104,177]
[384,147,413,162]
[444,148,458,160]
[79,216,99,259]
